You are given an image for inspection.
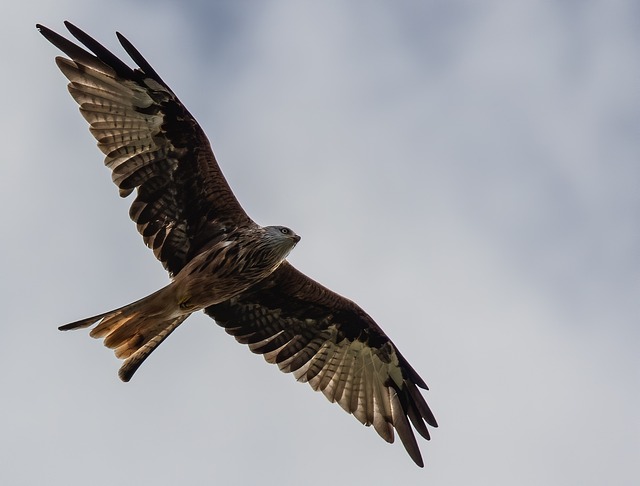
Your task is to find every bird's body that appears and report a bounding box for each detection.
[38,21,437,467]
[62,224,300,381]
[168,224,301,310]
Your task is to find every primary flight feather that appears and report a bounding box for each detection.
[37,21,437,467]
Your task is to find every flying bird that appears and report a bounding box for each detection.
[37,21,437,467]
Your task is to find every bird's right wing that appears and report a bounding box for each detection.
[37,22,254,276]
[205,262,437,467]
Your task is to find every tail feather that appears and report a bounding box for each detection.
[59,313,108,331]
[118,315,187,382]
[103,314,147,351]
[59,287,190,381]
[91,311,136,339]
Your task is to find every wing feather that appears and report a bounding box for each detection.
[38,22,254,275]
[205,262,437,466]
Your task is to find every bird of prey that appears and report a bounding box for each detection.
[37,21,437,467]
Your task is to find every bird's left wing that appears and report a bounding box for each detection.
[37,22,254,276]
[205,262,437,467]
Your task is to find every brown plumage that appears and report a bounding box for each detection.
[38,21,437,467]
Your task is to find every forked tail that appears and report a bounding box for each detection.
[60,288,190,381]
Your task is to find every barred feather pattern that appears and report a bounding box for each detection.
[38,22,252,276]
[206,262,438,467]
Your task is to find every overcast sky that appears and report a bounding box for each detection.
[1,1,638,485]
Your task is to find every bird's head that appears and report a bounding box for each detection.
[266,225,301,244]
[262,225,301,261]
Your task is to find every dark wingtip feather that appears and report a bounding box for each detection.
[116,31,168,88]
[406,381,438,428]
[37,23,88,61]
[62,21,134,78]
[390,386,426,467]
[37,22,117,77]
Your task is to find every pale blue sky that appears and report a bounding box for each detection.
[1,1,638,484]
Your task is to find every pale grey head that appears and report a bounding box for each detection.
[264,226,300,245]
[263,225,301,256]
[253,225,299,267]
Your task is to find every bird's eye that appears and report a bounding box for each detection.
[280,227,290,235]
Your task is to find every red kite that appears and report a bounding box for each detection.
[38,21,437,466]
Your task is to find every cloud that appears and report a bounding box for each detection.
[1,1,638,485]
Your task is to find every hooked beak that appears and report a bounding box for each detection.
[292,234,301,243]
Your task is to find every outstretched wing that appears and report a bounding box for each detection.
[37,22,253,276]
[205,262,437,467]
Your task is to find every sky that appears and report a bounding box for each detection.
[1,1,638,484]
